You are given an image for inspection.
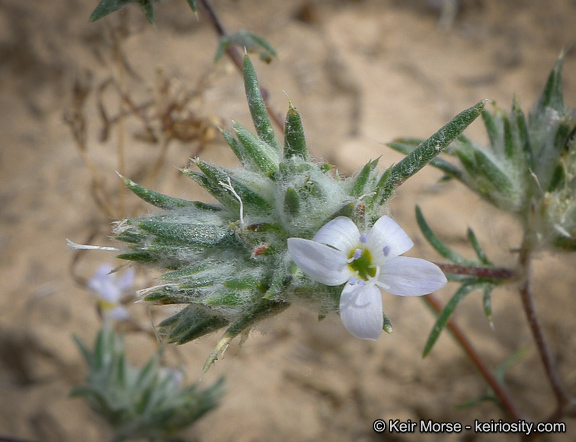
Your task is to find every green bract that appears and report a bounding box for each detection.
[71,326,223,442]
[114,55,483,369]
[90,0,197,24]
[389,55,576,251]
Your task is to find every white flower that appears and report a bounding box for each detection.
[287,216,447,340]
[88,264,135,322]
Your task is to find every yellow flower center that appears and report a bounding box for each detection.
[348,247,376,281]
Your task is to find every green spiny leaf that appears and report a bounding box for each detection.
[232,121,279,175]
[283,102,309,161]
[416,206,478,266]
[159,305,229,345]
[533,53,565,118]
[73,335,92,366]
[423,282,483,357]
[512,98,532,166]
[160,262,211,280]
[184,0,197,13]
[243,56,281,152]
[377,100,486,203]
[90,0,132,22]
[351,158,379,197]
[116,251,158,263]
[483,285,494,328]
[283,187,300,217]
[503,115,515,159]
[203,300,289,371]
[467,227,492,265]
[122,175,218,211]
[263,259,292,300]
[197,161,274,212]
[387,140,463,179]
[215,31,277,63]
[472,149,514,196]
[137,220,236,247]
[183,162,273,214]
[90,0,157,24]
[481,108,502,150]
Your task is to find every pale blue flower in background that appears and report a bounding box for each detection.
[288,216,447,340]
[88,264,135,321]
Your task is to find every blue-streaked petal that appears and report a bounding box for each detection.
[379,256,447,296]
[288,238,350,285]
[312,216,359,253]
[367,216,414,265]
[339,283,383,340]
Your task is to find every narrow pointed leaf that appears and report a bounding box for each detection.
[89,0,131,22]
[416,206,478,266]
[283,102,309,160]
[137,220,236,247]
[378,100,486,203]
[160,262,211,280]
[467,227,492,265]
[383,313,393,335]
[221,129,245,164]
[503,115,515,158]
[202,291,245,306]
[73,335,93,365]
[233,121,279,175]
[183,163,273,214]
[122,175,216,210]
[283,187,300,217]
[483,285,494,328]
[351,158,379,197]
[216,31,277,64]
[243,56,281,152]
[512,97,533,166]
[203,300,288,371]
[481,108,502,150]
[184,0,197,12]
[423,282,483,357]
[159,305,229,345]
[472,149,514,196]
[533,54,565,117]
[387,140,463,179]
[263,255,293,300]
[139,0,155,24]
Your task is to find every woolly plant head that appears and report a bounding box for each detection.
[113,55,484,370]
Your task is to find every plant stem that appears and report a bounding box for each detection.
[517,237,574,418]
[436,263,517,280]
[197,0,284,130]
[424,293,523,420]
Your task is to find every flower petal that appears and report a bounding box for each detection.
[105,305,130,322]
[88,264,121,302]
[118,267,135,291]
[379,256,447,296]
[312,216,359,253]
[368,216,414,265]
[339,283,383,340]
[288,238,350,285]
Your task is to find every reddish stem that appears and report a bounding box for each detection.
[436,263,517,280]
[424,293,524,421]
[517,239,574,419]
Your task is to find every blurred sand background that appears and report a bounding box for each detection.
[1,0,576,440]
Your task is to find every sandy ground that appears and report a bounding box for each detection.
[1,0,576,440]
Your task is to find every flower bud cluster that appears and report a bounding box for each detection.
[111,56,482,364]
[439,56,576,250]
